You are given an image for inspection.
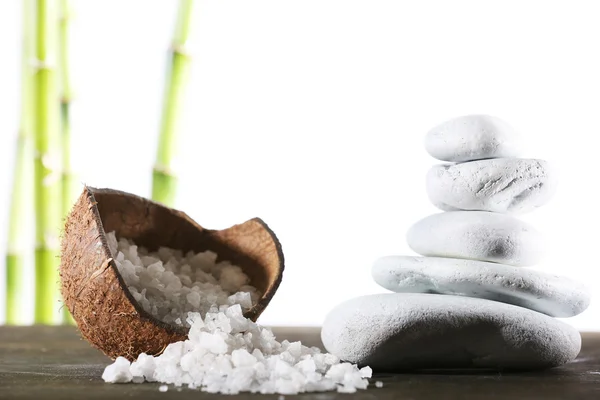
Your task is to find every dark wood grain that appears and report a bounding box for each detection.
[0,326,598,399]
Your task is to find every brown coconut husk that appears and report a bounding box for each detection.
[60,186,284,360]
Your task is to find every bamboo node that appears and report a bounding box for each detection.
[42,171,62,187]
[44,233,61,249]
[31,58,57,71]
[170,43,191,57]
[153,164,176,176]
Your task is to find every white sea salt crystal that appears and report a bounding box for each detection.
[228,292,253,309]
[375,381,384,388]
[232,349,258,367]
[159,385,168,392]
[198,332,228,354]
[102,356,133,383]
[103,306,371,394]
[296,359,316,374]
[130,353,156,383]
[360,366,373,378]
[106,232,260,327]
[278,351,296,365]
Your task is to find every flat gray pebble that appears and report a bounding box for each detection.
[321,293,581,371]
[406,211,544,266]
[425,115,522,162]
[371,256,590,317]
[427,158,557,214]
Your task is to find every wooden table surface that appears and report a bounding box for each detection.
[0,326,599,400]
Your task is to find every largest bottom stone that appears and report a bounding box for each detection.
[321,293,580,371]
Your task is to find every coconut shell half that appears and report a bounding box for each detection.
[60,186,284,360]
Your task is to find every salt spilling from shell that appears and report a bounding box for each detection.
[105,232,260,327]
[102,305,372,394]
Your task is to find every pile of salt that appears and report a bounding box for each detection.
[103,305,372,394]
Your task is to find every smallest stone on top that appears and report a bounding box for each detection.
[425,114,521,162]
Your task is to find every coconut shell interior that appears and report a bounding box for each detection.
[60,186,284,360]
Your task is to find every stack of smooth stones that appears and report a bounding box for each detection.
[322,115,591,371]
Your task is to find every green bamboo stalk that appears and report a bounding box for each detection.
[59,0,72,218]
[58,0,75,325]
[6,0,34,325]
[33,0,62,325]
[151,0,195,207]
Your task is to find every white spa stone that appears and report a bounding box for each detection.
[321,293,581,371]
[425,115,521,162]
[406,211,544,267]
[371,256,590,318]
[426,158,557,214]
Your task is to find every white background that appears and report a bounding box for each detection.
[0,0,598,330]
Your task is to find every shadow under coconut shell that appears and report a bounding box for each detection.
[60,186,284,360]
